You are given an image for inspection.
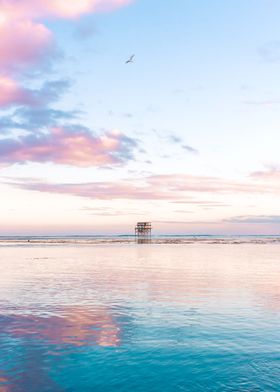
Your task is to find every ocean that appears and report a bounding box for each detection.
[0,238,280,391]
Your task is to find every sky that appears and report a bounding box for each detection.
[1,0,280,235]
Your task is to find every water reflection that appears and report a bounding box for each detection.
[0,244,280,391]
[255,282,280,311]
[136,238,152,244]
[0,306,121,348]
[0,306,124,391]
[0,375,10,392]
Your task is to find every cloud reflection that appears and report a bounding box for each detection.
[0,375,10,392]
[1,306,121,348]
[0,305,125,390]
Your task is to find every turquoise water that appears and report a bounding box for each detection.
[0,243,280,391]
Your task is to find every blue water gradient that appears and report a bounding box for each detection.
[0,244,280,391]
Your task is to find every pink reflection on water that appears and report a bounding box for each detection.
[0,375,10,392]
[3,306,121,347]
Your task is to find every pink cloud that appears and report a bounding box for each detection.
[250,166,280,180]
[40,0,133,18]
[146,174,270,194]
[0,0,132,76]
[0,78,70,108]
[0,7,53,109]
[0,0,133,19]
[0,76,35,107]
[22,181,175,200]
[0,0,133,107]
[0,18,53,74]
[0,127,136,167]
[9,172,280,201]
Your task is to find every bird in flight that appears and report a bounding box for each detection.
[126,54,135,64]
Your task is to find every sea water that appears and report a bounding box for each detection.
[0,242,280,391]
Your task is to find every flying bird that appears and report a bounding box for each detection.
[126,54,135,64]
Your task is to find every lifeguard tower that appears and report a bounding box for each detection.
[135,222,152,243]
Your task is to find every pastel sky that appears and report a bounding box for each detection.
[1,0,280,235]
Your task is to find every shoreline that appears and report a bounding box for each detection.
[1,236,280,246]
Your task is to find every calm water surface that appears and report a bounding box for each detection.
[0,243,280,391]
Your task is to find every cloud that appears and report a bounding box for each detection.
[0,0,133,20]
[182,145,199,154]
[14,107,79,130]
[173,210,194,214]
[0,0,133,108]
[12,180,175,200]
[0,76,35,107]
[152,130,199,155]
[0,79,76,135]
[250,165,280,180]
[7,172,280,200]
[0,127,137,167]
[170,135,199,154]
[168,135,182,144]
[258,40,280,62]
[0,78,71,109]
[34,79,72,105]
[0,17,54,75]
[147,174,267,194]
[156,215,280,226]
[0,0,133,65]
[171,200,229,207]
[0,108,76,132]
[243,100,280,106]
[153,220,218,225]
[224,215,280,224]
[0,16,55,109]
[0,2,137,169]
[74,20,97,39]
[81,206,146,216]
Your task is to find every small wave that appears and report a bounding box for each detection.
[0,235,280,246]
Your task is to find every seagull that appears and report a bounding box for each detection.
[126,54,135,64]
